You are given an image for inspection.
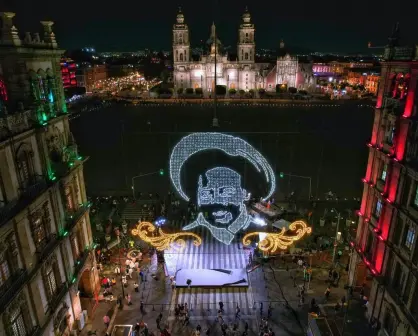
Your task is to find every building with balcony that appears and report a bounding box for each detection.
[349,25,418,336]
[0,12,99,336]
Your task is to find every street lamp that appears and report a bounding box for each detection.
[131,169,165,199]
[331,208,342,264]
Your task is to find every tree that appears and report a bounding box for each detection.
[258,88,266,95]
[288,87,297,94]
[177,87,184,95]
[195,88,203,95]
[248,89,255,97]
[215,85,227,96]
[229,88,237,95]
[276,84,287,93]
[185,88,194,94]
[239,89,245,96]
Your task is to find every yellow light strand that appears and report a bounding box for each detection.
[242,220,312,253]
[131,221,202,251]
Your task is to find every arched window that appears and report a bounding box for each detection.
[180,53,183,61]
[245,52,249,60]
[43,256,61,300]
[178,33,183,44]
[16,144,34,188]
[0,78,8,102]
[175,50,178,62]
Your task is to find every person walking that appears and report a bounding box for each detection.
[267,304,273,318]
[183,313,190,326]
[325,286,331,302]
[260,301,263,315]
[126,293,132,305]
[217,309,223,322]
[103,314,110,329]
[235,305,241,319]
[219,301,224,313]
[134,282,139,292]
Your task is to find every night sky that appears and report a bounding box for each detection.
[5,0,417,53]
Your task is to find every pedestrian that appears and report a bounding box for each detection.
[341,295,346,307]
[217,309,223,322]
[111,277,116,286]
[260,301,263,314]
[156,316,161,329]
[140,300,144,312]
[325,286,331,302]
[103,314,110,328]
[183,313,190,326]
[244,321,249,332]
[235,305,241,319]
[219,301,224,312]
[128,267,133,278]
[196,324,201,332]
[267,304,272,318]
[205,327,210,335]
[115,266,121,274]
[328,269,333,281]
[172,280,176,289]
[126,293,132,305]
[134,282,139,292]
[139,271,144,282]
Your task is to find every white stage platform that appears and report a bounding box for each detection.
[175,268,249,288]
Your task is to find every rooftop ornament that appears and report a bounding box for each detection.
[131,221,202,251]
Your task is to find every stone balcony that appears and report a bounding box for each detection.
[0,177,50,229]
[0,109,35,142]
[0,268,28,314]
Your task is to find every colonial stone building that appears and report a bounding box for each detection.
[172,8,268,94]
[0,12,99,336]
[349,26,418,336]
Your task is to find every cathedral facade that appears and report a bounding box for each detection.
[172,8,266,94]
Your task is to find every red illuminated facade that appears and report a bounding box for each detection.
[349,27,418,336]
[61,58,77,88]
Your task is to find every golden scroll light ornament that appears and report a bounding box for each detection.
[242,220,312,253]
[131,221,202,251]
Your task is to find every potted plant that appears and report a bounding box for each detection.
[229,88,237,96]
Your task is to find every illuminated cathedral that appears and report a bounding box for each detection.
[172,8,267,94]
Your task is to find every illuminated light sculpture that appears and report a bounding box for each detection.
[132,221,202,251]
[169,132,275,245]
[242,220,312,253]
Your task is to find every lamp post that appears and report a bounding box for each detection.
[117,231,125,300]
[131,169,164,199]
[331,208,342,264]
[279,173,312,199]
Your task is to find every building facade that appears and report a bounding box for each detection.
[0,12,99,336]
[60,58,77,89]
[172,8,267,94]
[76,65,107,93]
[349,27,418,336]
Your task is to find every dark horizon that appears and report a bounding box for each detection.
[4,0,417,53]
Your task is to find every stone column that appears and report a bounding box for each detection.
[0,12,22,46]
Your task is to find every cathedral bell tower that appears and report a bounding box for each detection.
[172,8,190,64]
[237,7,255,63]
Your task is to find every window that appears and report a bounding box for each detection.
[392,262,406,297]
[381,163,388,182]
[71,233,81,259]
[245,53,249,60]
[404,226,415,251]
[65,186,74,211]
[414,185,418,208]
[374,199,383,218]
[0,259,10,286]
[32,216,48,250]
[10,306,27,336]
[45,263,58,298]
[16,149,34,188]
[179,53,183,61]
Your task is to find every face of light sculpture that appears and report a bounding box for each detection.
[197,167,249,228]
[169,132,276,245]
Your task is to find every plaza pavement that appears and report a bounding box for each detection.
[80,244,375,336]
